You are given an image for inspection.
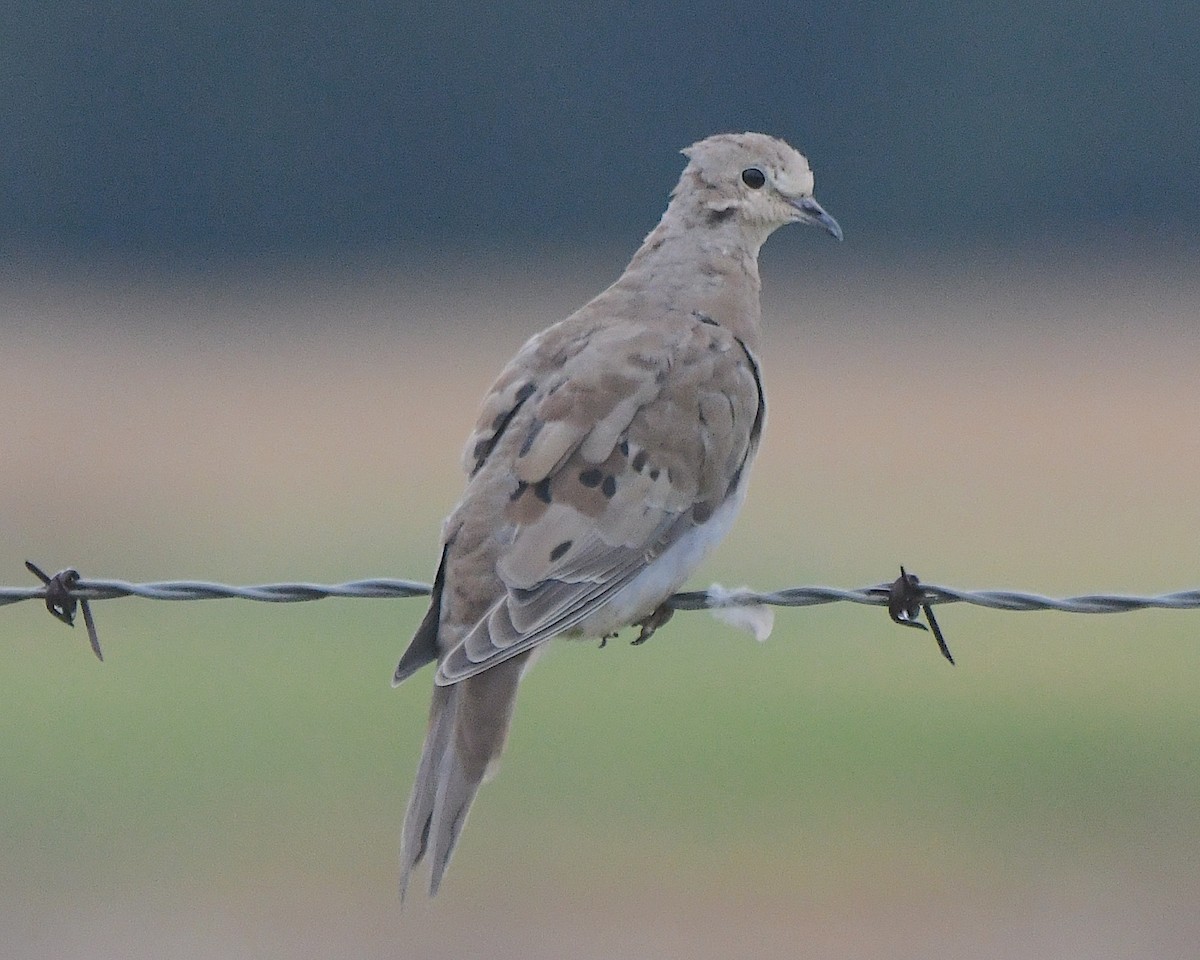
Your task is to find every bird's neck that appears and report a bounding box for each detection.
[602,206,766,350]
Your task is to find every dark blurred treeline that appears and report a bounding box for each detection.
[3,1,1196,266]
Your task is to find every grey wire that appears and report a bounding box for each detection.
[670,584,1200,613]
[0,578,432,606]
[4,577,1200,614]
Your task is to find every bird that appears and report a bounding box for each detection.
[392,132,842,898]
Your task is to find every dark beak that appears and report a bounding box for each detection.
[790,195,843,241]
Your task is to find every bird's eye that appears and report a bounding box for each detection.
[741,167,766,189]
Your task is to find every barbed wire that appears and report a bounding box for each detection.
[669,584,1200,614]
[0,576,433,605]
[6,571,1200,613]
[7,561,1200,665]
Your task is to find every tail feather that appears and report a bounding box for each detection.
[400,653,528,898]
[426,737,483,896]
[399,685,454,900]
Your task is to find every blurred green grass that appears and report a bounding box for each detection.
[4,540,1197,896]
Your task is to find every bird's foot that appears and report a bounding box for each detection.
[631,603,674,645]
[598,632,619,649]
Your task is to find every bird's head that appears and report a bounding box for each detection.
[678,132,843,243]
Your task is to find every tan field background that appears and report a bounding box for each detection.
[2,248,1199,958]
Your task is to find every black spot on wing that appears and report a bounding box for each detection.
[534,478,553,503]
[471,436,491,466]
[549,540,573,562]
[631,449,648,473]
[518,418,545,459]
[579,467,603,487]
[470,381,536,477]
[601,475,617,498]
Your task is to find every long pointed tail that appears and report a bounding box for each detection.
[399,653,527,898]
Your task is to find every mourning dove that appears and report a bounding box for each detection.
[393,132,842,897]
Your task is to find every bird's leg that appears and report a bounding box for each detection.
[631,603,674,645]
[598,632,619,649]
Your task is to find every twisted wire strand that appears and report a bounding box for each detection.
[669,584,1200,613]
[4,576,1200,614]
[0,578,432,606]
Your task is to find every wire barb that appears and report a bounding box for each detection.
[24,561,103,661]
[887,566,953,665]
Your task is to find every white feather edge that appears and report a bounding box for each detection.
[705,583,775,642]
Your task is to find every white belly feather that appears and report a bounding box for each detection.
[574,484,749,638]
